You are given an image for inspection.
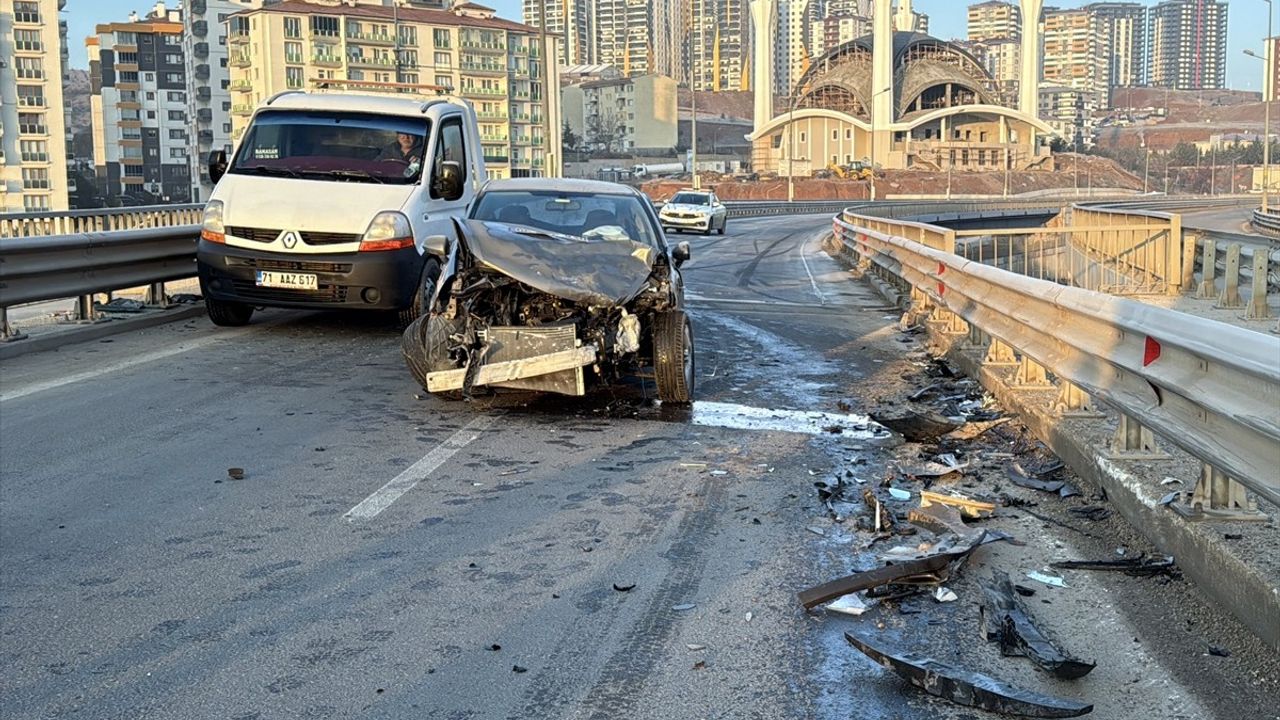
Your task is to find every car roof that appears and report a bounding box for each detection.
[480,178,643,197]
[260,92,466,120]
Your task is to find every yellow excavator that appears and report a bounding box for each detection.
[827,162,874,181]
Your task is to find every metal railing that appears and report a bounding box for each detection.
[833,210,1280,514]
[1252,206,1280,235]
[1,204,203,238]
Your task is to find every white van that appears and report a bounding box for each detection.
[197,91,488,326]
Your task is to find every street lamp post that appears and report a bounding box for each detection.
[1245,1,1274,211]
[868,85,891,201]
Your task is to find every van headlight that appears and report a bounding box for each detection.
[359,211,415,252]
[201,200,225,243]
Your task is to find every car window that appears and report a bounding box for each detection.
[430,116,466,199]
[472,190,659,247]
[229,110,430,185]
[670,192,710,205]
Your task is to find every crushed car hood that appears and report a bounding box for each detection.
[461,220,657,307]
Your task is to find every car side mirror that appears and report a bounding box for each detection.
[208,149,228,185]
[673,241,691,267]
[424,234,448,257]
[435,161,464,201]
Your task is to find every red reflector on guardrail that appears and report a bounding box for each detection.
[1144,336,1162,366]
[938,262,946,275]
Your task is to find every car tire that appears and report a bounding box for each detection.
[397,256,441,329]
[205,296,253,327]
[653,310,694,404]
[717,218,727,235]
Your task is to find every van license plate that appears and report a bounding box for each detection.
[256,271,317,290]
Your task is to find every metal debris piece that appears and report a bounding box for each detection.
[1026,571,1068,588]
[920,490,996,519]
[870,409,961,442]
[826,593,872,616]
[1050,556,1177,578]
[908,503,971,537]
[981,572,1096,680]
[862,488,896,532]
[227,467,245,480]
[1208,645,1231,658]
[844,632,1094,718]
[944,417,1013,441]
[798,531,1000,610]
[899,461,965,479]
[1157,492,1179,506]
[1006,463,1079,498]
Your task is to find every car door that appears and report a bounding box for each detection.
[411,112,472,250]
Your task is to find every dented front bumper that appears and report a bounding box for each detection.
[425,325,597,396]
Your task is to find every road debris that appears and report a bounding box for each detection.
[1208,645,1231,658]
[899,459,966,479]
[980,572,1096,679]
[807,526,826,536]
[512,665,528,673]
[612,583,636,592]
[944,417,1013,441]
[95,297,147,313]
[920,490,995,519]
[844,632,1094,718]
[744,612,753,622]
[686,644,705,651]
[1050,556,1177,578]
[227,468,245,480]
[1005,463,1080,498]
[870,409,961,442]
[1026,571,1068,589]
[826,593,873,616]
[933,587,958,603]
[1066,506,1111,522]
[888,487,912,501]
[671,603,696,612]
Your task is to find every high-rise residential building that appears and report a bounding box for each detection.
[1039,84,1090,147]
[1043,7,1107,109]
[521,0,594,66]
[561,74,677,153]
[183,0,266,203]
[1088,2,1145,89]
[776,0,819,96]
[893,0,927,34]
[1148,0,1227,90]
[816,0,871,56]
[968,0,1021,43]
[1,0,70,211]
[595,0,684,81]
[967,38,1020,100]
[689,0,749,92]
[88,5,193,205]
[225,1,561,179]
[1265,35,1280,103]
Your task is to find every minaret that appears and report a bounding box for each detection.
[893,0,914,32]
[749,0,777,133]
[871,0,894,166]
[1019,0,1043,117]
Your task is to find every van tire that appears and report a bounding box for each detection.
[653,310,694,404]
[206,297,254,327]
[397,256,442,329]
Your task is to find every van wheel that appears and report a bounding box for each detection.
[653,310,694,404]
[206,297,253,327]
[397,257,441,329]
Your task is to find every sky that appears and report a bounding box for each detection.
[63,0,1269,90]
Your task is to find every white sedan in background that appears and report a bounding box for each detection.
[658,190,728,235]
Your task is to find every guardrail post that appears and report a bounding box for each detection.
[146,282,169,307]
[1168,213,1184,294]
[1195,238,1217,299]
[983,338,1018,367]
[1052,381,1104,418]
[0,307,27,341]
[1215,243,1243,309]
[1171,463,1268,522]
[1245,251,1272,320]
[928,308,968,335]
[1107,413,1169,459]
[76,295,96,322]
[1012,355,1053,389]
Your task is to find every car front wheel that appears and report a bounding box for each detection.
[653,310,694,404]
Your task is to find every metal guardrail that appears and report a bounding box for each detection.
[0,204,204,238]
[1251,206,1280,235]
[833,210,1280,515]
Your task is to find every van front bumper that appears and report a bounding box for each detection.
[197,240,421,311]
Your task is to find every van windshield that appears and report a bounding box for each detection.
[230,110,431,185]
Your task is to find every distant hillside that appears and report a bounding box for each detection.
[64,69,91,135]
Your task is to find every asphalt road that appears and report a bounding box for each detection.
[2,215,1276,720]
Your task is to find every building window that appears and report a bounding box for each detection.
[399,26,416,47]
[169,129,186,140]
[117,51,138,64]
[283,16,301,38]
[13,1,41,24]
[165,73,183,84]
[16,85,44,107]
[434,51,451,69]
[20,140,48,162]
[168,110,186,121]
[15,57,43,79]
[435,75,454,89]
[170,147,188,158]
[22,168,50,189]
[124,165,145,177]
[14,29,42,51]
[18,112,45,134]
[222,101,230,111]
[147,110,156,119]
[144,72,154,82]
[24,195,50,211]
[286,66,304,89]
[116,31,136,45]
[311,16,339,37]
[433,29,451,48]
[163,34,181,46]
[167,91,185,102]
[285,41,303,64]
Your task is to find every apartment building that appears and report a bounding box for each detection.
[88,6,193,204]
[1039,84,1089,147]
[1,0,70,211]
[1043,7,1107,109]
[562,74,677,154]
[521,0,593,66]
[594,0,684,81]
[225,0,561,178]
[967,0,1020,43]
[776,0,818,96]
[1148,0,1227,90]
[1089,2,1146,89]
[967,38,1019,100]
[689,0,748,92]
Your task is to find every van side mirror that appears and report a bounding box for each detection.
[435,161,464,201]
[208,149,228,185]
[672,241,691,267]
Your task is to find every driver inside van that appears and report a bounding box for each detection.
[378,132,423,163]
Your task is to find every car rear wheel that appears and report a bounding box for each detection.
[717,217,727,235]
[205,297,253,327]
[653,310,694,404]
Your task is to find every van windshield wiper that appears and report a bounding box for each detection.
[243,165,303,178]
[317,169,385,184]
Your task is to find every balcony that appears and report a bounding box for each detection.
[194,42,209,59]
[230,80,253,93]
[460,60,506,75]
[230,53,251,68]
[483,153,509,164]
[460,86,506,98]
[228,32,249,45]
[198,130,214,144]
[460,40,505,54]
[476,109,508,121]
[347,30,395,45]
[310,30,341,43]
[192,20,208,37]
[18,96,46,108]
[481,134,509,143]
[285,52,304,65]
[312,54,342,68]
[231,104,254,116]
[348,55,395,69]
[196,108,213,123]
[195,64,210,81]
[196,87,211,101]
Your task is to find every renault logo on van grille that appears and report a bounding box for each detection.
[281,231,300,249]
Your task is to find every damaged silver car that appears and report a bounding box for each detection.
[401,179,695,402]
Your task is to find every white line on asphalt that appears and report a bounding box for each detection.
[0,329,252,404]
[344,414,500,521]
[799,234,827,305]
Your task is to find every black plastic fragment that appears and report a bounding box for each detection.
[1050,556,1177,578]
[980,572,1096,680]
[845,631,1093,717]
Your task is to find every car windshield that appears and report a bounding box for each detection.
[229,110,431,185]
[471,190,660,247]
[670,192,710,205]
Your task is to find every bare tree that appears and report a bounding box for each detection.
[586,110,626,155]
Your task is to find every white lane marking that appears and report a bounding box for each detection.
[0,329,252,404]
[344,414,500,521]
[798,234,827,305]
